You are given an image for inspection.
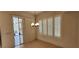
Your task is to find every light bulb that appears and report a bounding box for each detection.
[35,23,39,26]
[31,23,35,27]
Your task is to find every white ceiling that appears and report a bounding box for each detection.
[26,11,43,15]
[26,11,65,15]
[0,11,66,15]
[0,11,44,15]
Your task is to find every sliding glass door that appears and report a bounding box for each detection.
[12,16,23,46]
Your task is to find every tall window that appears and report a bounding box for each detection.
[48,17,53,36]
[42,19,47,35]
[39,20,43,33]
[54,16,61,38]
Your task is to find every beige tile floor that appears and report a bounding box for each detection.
[15,40,60,48]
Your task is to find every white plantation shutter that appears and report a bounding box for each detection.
[54,16,61,38]
[43,19,47,35]
[39,20,43,33]
[48,17,53,36]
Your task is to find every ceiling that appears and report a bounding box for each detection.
[0,11,44,15]
[25,11,44,15]
[26,11,65,15]
[0,11,66,15]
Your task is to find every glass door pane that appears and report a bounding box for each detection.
[19,18,23,44]
[13,16,24,47]
[13,16,20,46]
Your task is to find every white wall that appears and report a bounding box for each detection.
[0,13,14,48]
[23,17,35,43]
[76,13,79,47]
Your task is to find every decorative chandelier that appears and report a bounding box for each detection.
[31,14,39,27]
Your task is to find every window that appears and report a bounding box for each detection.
[42,19,47,35]
[48,17,53,36]
[38,16,61,39]
[39,20,43,33]
[54,16,61,38]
